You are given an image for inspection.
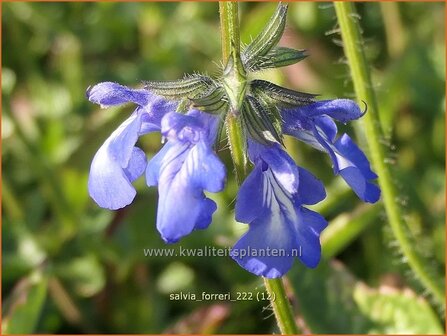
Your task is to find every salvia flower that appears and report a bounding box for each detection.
[231,140,327,278]
[87,3,380,278]
[146,110,225,243]
[87,82,178,210]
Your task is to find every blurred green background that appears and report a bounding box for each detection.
[2,2,445,334]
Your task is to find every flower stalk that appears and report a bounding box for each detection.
[334,1,445,307]
[219,2,300,334]
[219,2,248,183]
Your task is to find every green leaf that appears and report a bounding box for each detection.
[242,3,288,70]
[288,261,443,334]
[354,283,444,334]
[2,272,48,334]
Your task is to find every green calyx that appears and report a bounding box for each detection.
[222,47,247,114]
[143,2,314,146]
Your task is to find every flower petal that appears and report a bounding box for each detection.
[296,166,326,205]
[233,157,326,277]
[297,99,363,123]
[235,165,267,224]
[188,142,226,193]
[147,119,225,242]
[334,134,380,203]
[156,182,218,243]
[88,112,146,210]
[86,82,150,107]
[282,110,326,151]
[231,209,296,278]
[311,125,341,173]
[145,142,174,187]
[124,147,147,182]
[88,144,138,210]
[335,134,377,179]
[139,97,178,134]
[108,110,145,165]
[161,112,204,143]
[314,115,337,142]
[338,167,381,203]
[194,198,218,230]
[292,207,327,268]
[248,141,299,194]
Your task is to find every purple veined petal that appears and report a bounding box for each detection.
[108,110,145,166]
[149,137,225,243]
[333,134,380,203]
[156,171,218,243]
[297,99,364,123]
[281,110,326,152]
[161,112,204,143]
[86,82,150,108]
[281,104,380,203]
[186,141,226,193]
[335,134,377,179]
[156,183,218,243]
[231,208,296,278]
[312,125,341,173]
[235,165,268,224]
[314,128,380,203]
[233,166,326,277]
[286,129,326,151]
[194,198,218,230]
[88,112,147,210]
[314,132,379,203]
[281,108,314,132]
[88,143,137,210]
[314,115,337,143]
[296,166,326,205]
[338,167,381,203]
[145,142,177,187]
[248,141,299,194]
[124,147,147,182]
[160,110,222,146]
[189,110,223,144]
[291,207,327,268]
[154,142,199,242]
[146,111,226,243]
[157,163,217,243]
[139,97,179,134]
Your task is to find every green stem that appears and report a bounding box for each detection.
[219,2,240,59]
[220,2,248,183]
[334,2,445,307]
[219,3,300,334]
[225,113,248,184]
[264,278,300,334]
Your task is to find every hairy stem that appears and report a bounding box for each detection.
[334,1,445,307]
[219,2,300,334]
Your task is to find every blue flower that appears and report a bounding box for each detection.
[87,82,177,210]
[231,140,327,278]
[230,99,380,278]
[87,3,380,279]
[146,110,226,243]
[87,82,226,243]
[282,99,380,203]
